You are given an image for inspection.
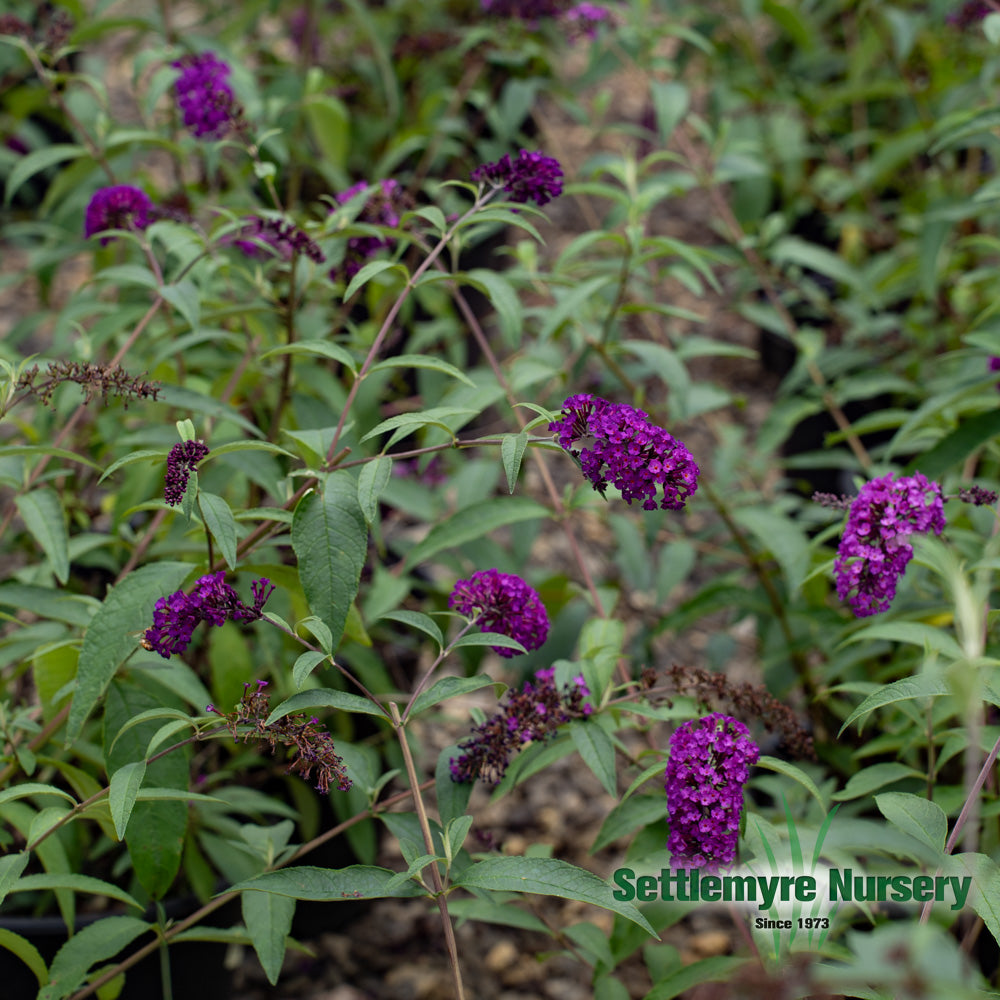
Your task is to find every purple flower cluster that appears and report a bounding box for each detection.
[450,667,592,784]
[989,356,1000,391]
[664,714,759,872]
[232,216,326,263]
[449,569,550,657]
[549,394,699,510]
[209,680,351,793]
[172,52,237,139]
[471,150,564,207]
[164,439,209,506]
[144,572,275,659]
[480,0,568,20]
[331,179,409,281]
[84,185,153,243]
[948,0,991,27]
[564,3,613,38]
[834,472,945,617]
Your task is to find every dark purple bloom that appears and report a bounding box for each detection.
[480,0,568,20]
[144,572,274,658]
[834,472,946,617]
[330,179,409,281]
[232,215,326,263]
[948,1,991,27]
[549,394,699,510]
[208,680,351,793]
[989,355,1000,392]
[449,569,550,657]
[450,667,591,784]
[471,150,564,206]
[563,2,613,38]
[172,52,237,139]
[84,185,153,243]
[164,439,209,506]
[665,714,759,872]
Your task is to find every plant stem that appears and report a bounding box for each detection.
[389,702,466,1000]
[401,621,476,724]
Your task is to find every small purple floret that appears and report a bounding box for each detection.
[664,714,759,872]
[471,150,564,206]
[449,568,550,657]
[833,472,946,617]
[549,394,699,510]
[84,185,153,244]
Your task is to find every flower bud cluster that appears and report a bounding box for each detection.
[834,472,945,617]
[208,680,351,793]
[449,569,550,657]
[144,572,274,659]
[664,714,759,872]
[164,440,209,506]
[471,149,564,206]
[549,394,699,510]
[450,667,592,785]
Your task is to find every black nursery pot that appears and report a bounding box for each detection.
[0,892,239,1000]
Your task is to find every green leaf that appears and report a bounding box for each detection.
[10,874,143,911]
[733,506,810,596]
[754,756,826,812]
[501,432,528,494]
[357,456,393,526]
[368,354,475,387]
[259,339,357,374]
[410,675,501,717]
[831,763,925,802]
[343,260,407,300]
[303,93,349,172]
[453,857,655,934]
[242,889,295,986]
[402,496,550,569]
[264,688,388,724]
[840,623,964,661]
[903,411,1000,481]
[68,562,193,740]
[950,853,1000,949]
[0,928,47,989]
[160,279,201,332]
[569,720,617,796]
[5,144,86,206]
[109,761,146,840]
[360,406,477,445]
[0,445,102,472]
[230,864,428,900]
[464,269,523,346]
[592,795,665,854]
[0,584,98,626]
[0,852,30,907]
[292,651,328,689]
[208,440,297,460]
[875,792,947,855]
[107,707,194,756]
[39,916,150,1000]
[447,897,549,934]
[436,745,473,829]
[644,956,748,1000]
[451,631,527,654]
[291,473,368,656]
[838,672,950,736]
[376,609,444,648]
[15,489,69,584]
[98,448,166,484]
[0,784,76,808]
[198,492,239,570]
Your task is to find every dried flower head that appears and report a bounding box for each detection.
[449,569,550,657]
[144,572,274,658]
[209,680,351,793]
[959,485,999,507]
[172,52,239,139]
[164,440,209,506]
[834,472,945,617]
[471,150,564,206]
[665,713,759,872]
[231,215,326,263]
[450,667,591,784]
[550,394,699,510]
[15,361,160,410]
[84,185,153,243]
[330,179,410,281]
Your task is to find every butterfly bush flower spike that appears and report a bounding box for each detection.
[84,185,153,243]
[144,572,274,658]
[164,439,209,506]
[450,667,591,784]
[550,394,699,510]
[173,51,237,139]
[834,472,945,617]
[471,150,564,206]
[449,568,550,657]
[232,216,326,263]
[664,714,759,872]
